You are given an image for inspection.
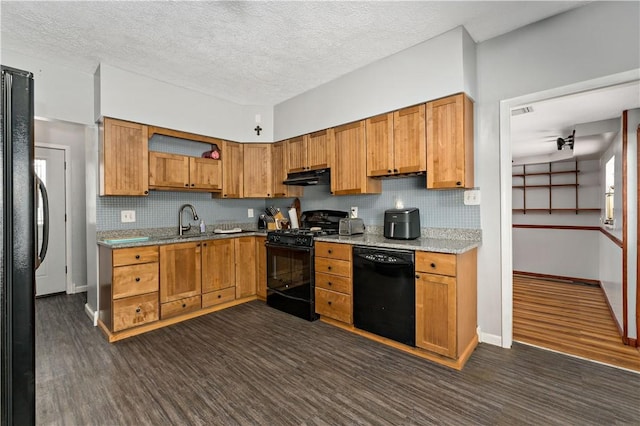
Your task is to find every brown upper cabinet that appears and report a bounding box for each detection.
[149,152,222,192]
[330,122,381,195]
[271,141,303,198]
[100,117,149,196]
[213,141,243,199]
[366,105,426,177]
[243,144,273,198]
[426,93,474,189]
[286,130,329,173]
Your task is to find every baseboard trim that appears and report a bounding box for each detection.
[73,285,87,294]
[84,303,98,327]
[479,331,503,347]
[514,270,600,286]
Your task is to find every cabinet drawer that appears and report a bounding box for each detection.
[416,252,456,276]
[112,292,158,332]
[160,295,201,320]
[315,257,351,277]
[113,246,159,267]
[315,242,351,261]
[113,263,159,299]
[315,288,352,324]
[315,272,351,295]
[202,287,236,308]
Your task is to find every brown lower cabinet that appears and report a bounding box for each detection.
[99,236,262,340]
[314,242,353,324]
[415,249,477,359]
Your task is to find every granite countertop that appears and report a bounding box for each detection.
[98,226,480,254]
[314,234,479,254]
[98,229,268,249]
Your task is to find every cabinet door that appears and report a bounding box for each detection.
[415,273,457,358]
[235,237,256,299]
[148,151,189,189]
[243,144,273,198]
[331,121,381,195]
[286,136,307,173]
[306,130,329,171]
[101,118,149,196]
[255,237,267,300]
[426,94,474,189]
[201,239,235,293]
[189,157,222,191]
[366,113,394,177]
[394,104,426,174]
[217,141,243,198]
[160,242,202,303]
[271,142,302,198]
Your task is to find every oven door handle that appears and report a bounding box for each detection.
[265,242,313,252]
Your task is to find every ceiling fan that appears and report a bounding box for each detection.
[556,129,575,151]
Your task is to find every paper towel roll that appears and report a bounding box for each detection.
[288,208,299,229]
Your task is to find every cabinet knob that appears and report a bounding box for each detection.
[203,243,207,246]
[327,266,332,271]
[430,263,436,268]
[388,169,392,173]
[267,193,270,197]
[135,306,141,313]
[393,169,398,173]
[191,183,195,187]
[182,303,186,308]
[327,301,332,306]
[456,181,462,186]
[327,282,332,286]
[135,277,140,282]
[185,184,189,187]
[217,294,222,299]
[328,249,332,254]
[223,194,228,197]
[415,274,420,279]
[135,255,140,259]
[144,190,149,195]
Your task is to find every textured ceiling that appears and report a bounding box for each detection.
[1,1,587,106]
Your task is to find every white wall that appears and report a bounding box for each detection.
[477,1,640,342]
[274,26,474,140]
[95,63,273,142]
[0,49,94,125]
[600,233,624,330]
[35,119,90,293]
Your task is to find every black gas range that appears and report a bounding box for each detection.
[265,210,348,321]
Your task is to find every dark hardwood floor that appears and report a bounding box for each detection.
[37,294,640,425]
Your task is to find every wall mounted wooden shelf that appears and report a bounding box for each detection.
[512,161,599,215]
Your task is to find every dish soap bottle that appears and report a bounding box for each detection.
[199,219,206,233]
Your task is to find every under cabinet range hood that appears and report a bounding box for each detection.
[283,168,330,186]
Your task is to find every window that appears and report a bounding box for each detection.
[604,156,614,225]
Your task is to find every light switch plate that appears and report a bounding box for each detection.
[248,208,254,218]
[121,210,136,223]
[463,190,481,206]
[350,206,358,218]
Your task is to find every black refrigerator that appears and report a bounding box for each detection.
[1,65,49,425]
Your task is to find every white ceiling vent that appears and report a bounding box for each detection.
[511,106,534,116]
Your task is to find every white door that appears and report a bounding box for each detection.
[35,146,67,296]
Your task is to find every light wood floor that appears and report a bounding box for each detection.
[513,274,640,372]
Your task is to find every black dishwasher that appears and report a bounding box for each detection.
[353,246,415,346]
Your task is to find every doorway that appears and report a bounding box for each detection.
[34,145,69,296]
[500,74,640,365]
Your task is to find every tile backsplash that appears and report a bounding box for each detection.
[97,174,480,231]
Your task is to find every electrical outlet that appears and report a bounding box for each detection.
[464,190,481,206]
[350,206,358,218]
[121,210,136,223]
[248,208,254,218]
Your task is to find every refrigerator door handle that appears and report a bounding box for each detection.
[35,175,49,269]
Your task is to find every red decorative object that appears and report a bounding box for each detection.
[202,144,221,159]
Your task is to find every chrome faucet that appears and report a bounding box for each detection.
[179,204,199,236]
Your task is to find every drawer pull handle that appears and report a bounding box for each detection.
[135,307,141,313]
[430,263,436,268]
[135,255,140,259]
[327,301,332,306]
[135,277,140,282]
[182,303,186,308]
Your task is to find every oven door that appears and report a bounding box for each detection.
[265,243,318,321]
